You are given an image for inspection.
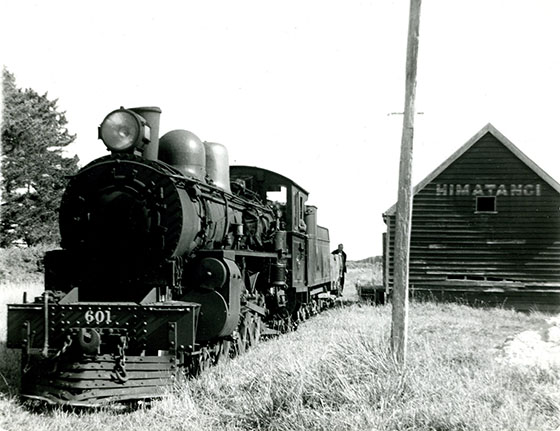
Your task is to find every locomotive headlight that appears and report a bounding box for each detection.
[99,108,151,153]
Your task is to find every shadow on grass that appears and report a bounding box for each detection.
[19,398,152,415]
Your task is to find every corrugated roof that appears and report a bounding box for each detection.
[384,123,560,216]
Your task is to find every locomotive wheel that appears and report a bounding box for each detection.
[272,309,294,333]
[296,307,308,323]
[253,316,261,344]
[215,340,231,364]
[236,316,250,354]
[232,331,243,357]
[233,312,262,356]
[196,347,213,374]
[310,300,319,316]
[248,315,261,346]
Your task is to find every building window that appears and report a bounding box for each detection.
[476,196,496,213]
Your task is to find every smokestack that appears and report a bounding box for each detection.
[130,106,162,161]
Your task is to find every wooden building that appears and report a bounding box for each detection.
[382,124,560,311]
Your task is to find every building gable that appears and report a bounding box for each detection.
[416,132,559,212]
[384,123,560,216]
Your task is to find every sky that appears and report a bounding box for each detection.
[2,0,560,259]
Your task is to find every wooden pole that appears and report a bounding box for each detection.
[391,0,422,365]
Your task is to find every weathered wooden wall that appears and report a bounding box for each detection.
[383,129,560,311]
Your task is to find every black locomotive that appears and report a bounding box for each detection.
[7,106,343,406]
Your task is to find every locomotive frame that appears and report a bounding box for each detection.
[7,106,343,406]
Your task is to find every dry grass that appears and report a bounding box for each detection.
[339,262,382,303]
[1,265,559,430]
[347,260,382,285]
[1,291,559,430]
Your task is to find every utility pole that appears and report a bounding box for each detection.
[391,0,422,365]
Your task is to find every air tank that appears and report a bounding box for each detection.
[158,130,206,181]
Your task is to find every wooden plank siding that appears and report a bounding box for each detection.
[383,125,560,311]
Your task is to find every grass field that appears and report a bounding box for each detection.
[0,266,559,430]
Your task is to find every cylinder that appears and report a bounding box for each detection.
[274,231,287,252]
[196,257,227,290]
[304,205,317,236]
[271,261,287,286]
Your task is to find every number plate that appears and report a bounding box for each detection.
[84,309,112,324]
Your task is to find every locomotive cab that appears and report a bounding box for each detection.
[230,166,335,296]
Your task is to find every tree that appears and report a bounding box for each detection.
[1,68,79,246]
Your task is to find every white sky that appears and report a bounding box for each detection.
[2,0,560,259]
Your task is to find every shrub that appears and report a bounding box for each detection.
[0,244,54,283]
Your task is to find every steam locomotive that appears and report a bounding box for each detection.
[7,106,343,406]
